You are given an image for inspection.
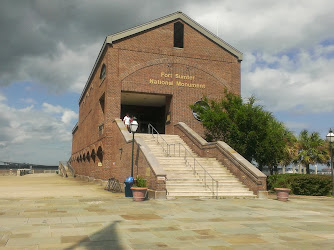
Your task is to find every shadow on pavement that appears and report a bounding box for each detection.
[65,220,123,250]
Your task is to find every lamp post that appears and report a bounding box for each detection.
[130,118,138,177]
[326,128,334,196]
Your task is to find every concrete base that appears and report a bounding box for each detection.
[148,189,167,200]
[257,191,268,199]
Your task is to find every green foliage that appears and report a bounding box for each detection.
[267,174,331,196]
[297,130,329,174]
[280,130,298,167]
[134,177,147,187]
[191,90,288,173]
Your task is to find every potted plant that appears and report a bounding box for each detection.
[130,177,148,201]
[273,179,291,202]
[274,187,291,202]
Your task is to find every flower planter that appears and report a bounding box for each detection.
[130,187,148,201]
[274,188,291,202]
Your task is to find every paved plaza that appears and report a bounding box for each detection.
[0,174,334,249]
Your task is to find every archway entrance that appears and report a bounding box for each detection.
[121,92,171,134]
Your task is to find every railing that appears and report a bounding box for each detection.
[59,160,75,177]
[66,159,75,177]
[58,161,67,177]
[148,124,219,198]
[148,124,171,156]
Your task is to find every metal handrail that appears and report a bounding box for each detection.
[168,143,219,198]
[66,158,75,177]
[67,161,75,177]
[148,124,170,156]
[58,161,67,177]
[147,124,219,198]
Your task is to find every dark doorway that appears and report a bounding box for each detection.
[121,92,169,134]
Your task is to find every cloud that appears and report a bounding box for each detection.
[0,0,183,93]
[1,0,334,163]
[42,102,78,125]
[0,92,6,102]
[1,0,333,96]
[284,121,310,131]
[20,98,37,105]
[0,94,77,164]
[242,44,334,114]
[187,0,334,53]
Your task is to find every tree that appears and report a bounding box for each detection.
[297,129,328,174]
[191,91,287,173]
[280,130,299,171]
[255,118,287,175]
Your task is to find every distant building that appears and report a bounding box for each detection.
[319,168,332,175]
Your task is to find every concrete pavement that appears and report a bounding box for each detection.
[1,174,334,249]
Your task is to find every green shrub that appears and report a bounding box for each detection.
[134,177,147,187]
[267,174,331,196]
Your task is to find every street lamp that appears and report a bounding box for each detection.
[130,118,138,177]
[326,128,334,196]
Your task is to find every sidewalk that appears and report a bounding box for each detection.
[0,174,334,249]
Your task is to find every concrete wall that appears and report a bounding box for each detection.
[174,122,267,195]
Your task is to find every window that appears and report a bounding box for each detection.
[192,100,209,121]
[174,22,184,48]
[100,64,106,79]
[99,93,105,113]
[98,123,104,136]
[97,146,103,164]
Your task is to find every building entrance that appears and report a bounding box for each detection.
[121,92,170,134]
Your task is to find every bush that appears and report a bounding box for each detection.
[267,174,331,196]
[134,177,147,187]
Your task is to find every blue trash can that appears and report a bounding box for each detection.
[124,176,134,197]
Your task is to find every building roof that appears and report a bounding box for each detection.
[79,11,243,103]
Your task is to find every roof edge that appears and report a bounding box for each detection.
[79,11,243,104]
[107,11,243,60]
[79,39,107,104]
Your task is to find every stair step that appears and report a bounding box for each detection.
[167,191,255,196]
[139,133,255,199]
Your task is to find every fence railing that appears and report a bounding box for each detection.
[148,124,171,156]
[66,160,75,177]
[59,160,75,177]
[58,161,67,177]
[148,124,219,198]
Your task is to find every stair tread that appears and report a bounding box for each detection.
[140,133,254,198]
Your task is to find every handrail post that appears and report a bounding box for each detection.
[212,180,214,198]
[148,123,219,198]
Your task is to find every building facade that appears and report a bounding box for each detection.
[71,12,245,183]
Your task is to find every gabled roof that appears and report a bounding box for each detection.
[106,11,243,59]
[79,11,243,103]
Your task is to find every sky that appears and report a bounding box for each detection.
[1,0,334,165]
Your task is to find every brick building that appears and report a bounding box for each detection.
[70,12,266,197]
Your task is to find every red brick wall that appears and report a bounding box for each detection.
[71,19,241,183]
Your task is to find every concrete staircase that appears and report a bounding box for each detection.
[136,133,255,199]
[59,161,75,178]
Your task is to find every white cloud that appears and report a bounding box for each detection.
[61,110,78,125]
[0,92,6,102]
[0,95,77,164]
[188,0,334,53]
[6,41,101,94]
[20,98,37,104]
[242,44,334,114]
[284,121,310,131]
[42,102,64,113]
[42,102,78,125]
